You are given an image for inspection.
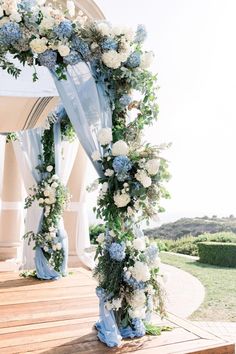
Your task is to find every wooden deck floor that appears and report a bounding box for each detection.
[0,268,234,354]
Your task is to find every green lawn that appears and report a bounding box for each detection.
[160,252,236,321]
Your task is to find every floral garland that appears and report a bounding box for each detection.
[0,0,171,339]
[24,112,73,273]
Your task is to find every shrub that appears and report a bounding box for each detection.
[90,224,106,244]
[197,242,236,267]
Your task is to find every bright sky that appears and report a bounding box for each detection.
[87,0,236,224]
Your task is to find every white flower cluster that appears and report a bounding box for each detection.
[105,297,123,311]
[135,169,152,188]
[140,51,154,70]
[129,260,150,282]
[112,140,129,156]
[145,158,160,176]
[97,128,112,146]
[113,190,131,208]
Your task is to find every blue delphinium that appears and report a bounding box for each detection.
[71,36,90,58]
[38,50,57,69]
[63,50,82,65]
[123,273,146,290]
[108,242,126,261]
[132,318,146,337]
[0,22,22,45]
[113,156,132,182]
[119,94,132,107]
[101,38,118,51]
[54,20,73,39]
[18,0,36,12]
[145,244,159,263]
[125,52,141,68]
[134,24,147,43]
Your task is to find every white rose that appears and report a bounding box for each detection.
[135,170,152,188]
[44,190,50,197]
[50,232,56,238]
[96,22,110,36]
[44,246,49,252]
[97,128,112,145]
[91,150,101,161]
[46,165,53,172]
[102,50,121,69]
[51,182,58,189]
[96,233,105,243]
[112,140,129,156]
[9,11,22,23]
[145,159,160,176]
[39,17,55,31]
[38,198,44,204]
[114,191,130,208]
[67,0,75,17]
[56,243,62,250]
[140,51,154,69]
[122,27,135,42]
[129,290,146,309]
[58,44,70,57]
[130,261,150,282]
[52,244,57,251]
[52,174,59,180]
[102,182,108,193]
[30,38,48,54]
[104,169,114,177]
[133,238,146,251]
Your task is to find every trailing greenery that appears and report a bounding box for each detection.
[90,224,106,244]
[198,242,236,267]
[156,232,236,256]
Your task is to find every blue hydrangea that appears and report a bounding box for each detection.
[132,182,142,190]
[134,24,147,43]
[18,0,36,12]
[145,244,159,263]
[125,52,141,68]
[71,36,90,58]
[101,38,118,51]
[108,242,126,261]
[0,22,22,45]
[54,20,73,39]
[132,318,146,337]
[113,156,132,182]
[55,105,67,120]
[63,50,82,65]
[119,94,132,107]
[38,50,57,69]
[123,273,146,290]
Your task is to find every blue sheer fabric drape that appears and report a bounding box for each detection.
[18,128,60,280]
[51,63,122,346]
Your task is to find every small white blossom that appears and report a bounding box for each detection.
[145,158,160,176]
[114,191,130,208]
[129,261,150,282]
[51,182,58,189]
[38,198,44,204]
[133,237,146,251]
[58,44,70,57]
[104,169,114,177]
[30,38,48,54]
[140,51,154,69]
[96,233,105,243]
[91,150,101,161]
[46,165,53,172]
[135,170,152,188]
[39,17,55,31]
[91,42,99,50]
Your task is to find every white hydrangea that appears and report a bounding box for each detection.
[129,261,150,282]
[129,289,146,309]
[102,50,121,69]
[133,237,146,251]
[135,169,152,188]
[97,128,112,145]
[102,182,109,193]
[96,22,111,36]
[9,11,21,22]
[145,158,160,176]
[91,150,101,161]
[140,51,154,70]
[39,17,55,31]
[112,140,129,156]
[128,307,146,319]
[96,233,105,243]
[114,191,130,208]
[104,169,114,177]
[30,38,48,54]
[122,26,135,42]
[67,0,75,17]
[58,44,70,57]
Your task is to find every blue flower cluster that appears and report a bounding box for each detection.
[134,24,147,43]
[119,94,132,107]
[123,273,145,290]
[0,22,22,45]
[71,37,90,58]
[101,38,118,51]
[54,20,73,39]
[18,0,36,12]
[108,242,126,261]
[132,318,146,337]
[112,156,132,182]
[38,50,57,69]
[145,244,159,263]
[63,50,82,65]
[125,52,141,68]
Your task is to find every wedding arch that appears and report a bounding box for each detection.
[0,0,170,347]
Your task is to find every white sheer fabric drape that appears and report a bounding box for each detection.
[13,129,43,269]
[0,135,6,201]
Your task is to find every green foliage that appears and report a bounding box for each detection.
[144,323,172,335]
[0,57,21,79]
[156,232,236,256]
[6,133,17,143]
[198,242,236,267]
[90,224,106,244]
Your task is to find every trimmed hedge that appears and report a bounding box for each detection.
[197,242,236,267]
